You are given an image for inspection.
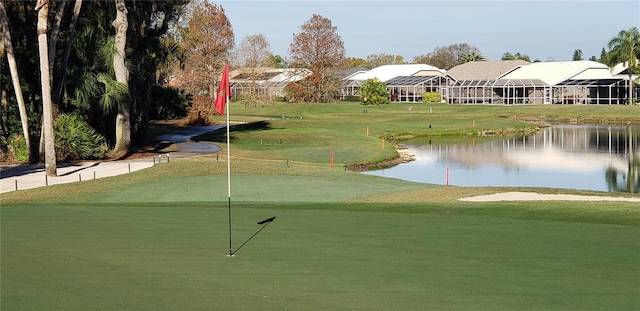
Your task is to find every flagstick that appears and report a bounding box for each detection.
[226,93,232,257]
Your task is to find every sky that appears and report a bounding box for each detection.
[218,0,640,63]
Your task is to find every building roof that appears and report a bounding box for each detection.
[447,60,530,81]
[501,61,610,85]
[230,67,311,84]
[555,79,626,86]
[453,79,547,87]
[610,59,639,75]
[385,76,441,86]
[347,64,445,82]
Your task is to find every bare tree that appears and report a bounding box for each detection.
[289,14,345,102]
[0,0,32,161]
[36,0,57,176]
[232,33,271,101]
[234,34,271,68]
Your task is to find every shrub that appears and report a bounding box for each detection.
[150,86,190,120]
[2,134,29,163]
[185,96,215,125]
[360,78,390,106]
[422,92,442,103]
[54,114,107,161]
[284,81,314,102]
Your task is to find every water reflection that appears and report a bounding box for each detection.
[364,125,640,193]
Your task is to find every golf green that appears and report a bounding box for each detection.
[2,202,638,310]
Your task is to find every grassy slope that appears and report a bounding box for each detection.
[2,103,639,310]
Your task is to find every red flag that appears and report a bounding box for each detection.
[214,64,231,115]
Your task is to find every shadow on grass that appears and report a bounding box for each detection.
[192,121,271,143]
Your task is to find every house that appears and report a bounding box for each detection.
[230,67,312,99]
[447,60,532,104]
[342,64,453,102]
[501,61,630,105]
[447,61,636,105]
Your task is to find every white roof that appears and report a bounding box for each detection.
[501,61,610,85]
[267,68,311,83]
[611,59,639,76]
[348,64,444,82]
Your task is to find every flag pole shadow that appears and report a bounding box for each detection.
[228,217,276,257]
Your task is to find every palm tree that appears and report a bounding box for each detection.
[501,52,531,62]
[607,27,640,105]
[462,51,487,63]
[112,0,131,154]
[0,1,32,162]
[36,0,57,176]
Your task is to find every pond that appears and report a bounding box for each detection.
[364,125,640,193]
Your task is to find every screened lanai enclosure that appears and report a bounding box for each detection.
[447,79,549,104]
[554,78,631,105]
[386,76,453,102]
[341,79,365,98]
[230,68,312,99]
[448,77,634,105]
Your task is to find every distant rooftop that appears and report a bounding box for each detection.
[447,60,530,81]
[348,64,445,82]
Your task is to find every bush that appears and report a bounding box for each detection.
[360,78,390,106]
[54,114,107,161]
[185,96,216,125]
[2,134,29,163]
[422,92,442,103]
[284,81,314,102]
[150,86,190,120]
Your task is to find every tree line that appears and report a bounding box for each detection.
[1,0,638,174]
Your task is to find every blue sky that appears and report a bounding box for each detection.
[219,1,640,62]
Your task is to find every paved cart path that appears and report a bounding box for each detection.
[0,125,224,193]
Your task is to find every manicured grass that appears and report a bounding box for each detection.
[2,103,639,310]
[198,102,640,166]
[2,202,639,310]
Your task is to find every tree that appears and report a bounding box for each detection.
[181,1,234,97]
[55,0,83,103]
[233,33,271,69]
[262,54,287,68]
[461,51,487,63]
[366,53,404,68]
[599,47,609,64]
[572,49,583,61]
[607,27,640,105]
[413,43,481,69]
[2,0,189,163]
[35,0,57,176]
[341,57,369,69]
[0,0,32,162]
[232,33,272,106]
[360,78,390,106]
[289,14,345,102]
[501,52,531,62]
[111,0,130,154]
